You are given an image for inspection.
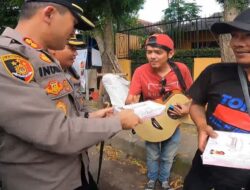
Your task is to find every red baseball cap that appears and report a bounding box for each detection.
[145,34,174,51]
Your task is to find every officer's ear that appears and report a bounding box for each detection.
[167,50,174,59]
[43,6,56,24]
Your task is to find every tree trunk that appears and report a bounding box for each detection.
[93,30,105,55]
[219,1,239,62]
[101,18,115,73]
[93,18,118,73]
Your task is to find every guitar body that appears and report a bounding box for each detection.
[134,93,193,142]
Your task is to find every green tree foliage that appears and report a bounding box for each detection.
[163,0,201,22]
[81,0,144,31]
[0,0,144,33]
[216,0,249,10]
[80,0,145,72]
[0,0,21,32]
[0,0,145,72]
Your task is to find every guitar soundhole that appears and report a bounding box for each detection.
[151,118,163,130]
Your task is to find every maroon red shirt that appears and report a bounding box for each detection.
[129,62,193,100]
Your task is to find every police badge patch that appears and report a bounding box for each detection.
[1,54,34,83]
[45,80,64,96]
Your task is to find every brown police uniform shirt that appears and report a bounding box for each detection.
[64,69,86,112]
[0,27,122,190]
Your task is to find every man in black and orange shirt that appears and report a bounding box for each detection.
[183,8,250,190]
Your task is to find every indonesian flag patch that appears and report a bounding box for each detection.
[1,54,34,83]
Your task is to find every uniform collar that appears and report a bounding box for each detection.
[2,27,43,51]
[1,27,57,63]
[2,27,24,44]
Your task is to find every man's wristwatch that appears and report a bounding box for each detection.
[84,112,89,118]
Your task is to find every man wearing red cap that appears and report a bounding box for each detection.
[126,34,193,190]
[0,1,141,190]
[183,8,250,190]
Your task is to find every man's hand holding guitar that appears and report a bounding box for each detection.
[168,102,190,118]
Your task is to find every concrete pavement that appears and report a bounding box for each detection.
[89,123,198,190]
[106,123,197,176]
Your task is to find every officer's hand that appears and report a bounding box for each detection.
[198,124,218,152]
[118,109,141,129]
[89,107,114,118]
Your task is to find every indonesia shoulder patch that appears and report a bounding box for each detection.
[1,54,34,83]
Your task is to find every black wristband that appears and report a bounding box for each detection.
[84,112,89,118]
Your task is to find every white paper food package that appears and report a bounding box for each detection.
[202,130,250,169]
[102,74,130,107]
[117,101,166,119]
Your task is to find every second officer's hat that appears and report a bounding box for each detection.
[68,35,85,48]
[25,0,95,30]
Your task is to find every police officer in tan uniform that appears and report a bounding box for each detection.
[49,35,87,112]
[0,0,140,190]
[50,36,96,189]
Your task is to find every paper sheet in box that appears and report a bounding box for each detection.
[120,101,165,119]
[202,130,250,169]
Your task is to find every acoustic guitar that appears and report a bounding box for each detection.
[134,92,194,142]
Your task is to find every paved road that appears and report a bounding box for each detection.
[86,99,197,190]
[89,144,184,190]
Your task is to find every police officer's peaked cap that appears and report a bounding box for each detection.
[25,0,95,31]
[68,35,85,48]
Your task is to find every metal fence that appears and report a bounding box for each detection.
[115,15,223,60]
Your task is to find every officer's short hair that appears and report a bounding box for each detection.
[19,2,68,20]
